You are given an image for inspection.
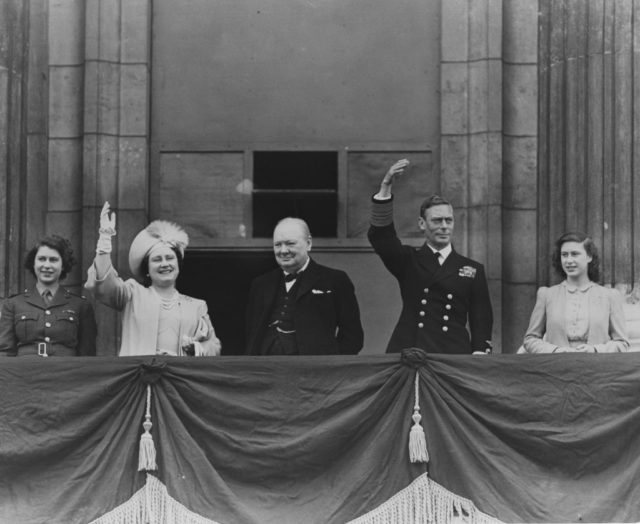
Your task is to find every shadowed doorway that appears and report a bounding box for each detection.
[178,251,277,355]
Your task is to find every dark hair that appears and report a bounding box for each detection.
[419,194,452,219]
[551,232,600,282]
[139,246,184,287]
[24,235,76,281]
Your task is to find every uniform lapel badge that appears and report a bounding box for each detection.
[458,265,476,278]
[312,289,331,294]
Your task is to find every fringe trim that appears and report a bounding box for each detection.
[89,474,221,524]
[90,473,503,524]
[347,473,505,524]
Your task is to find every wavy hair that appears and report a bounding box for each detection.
[24,235,76,281]
[551,231,600,282]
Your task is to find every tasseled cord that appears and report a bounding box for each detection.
[138,384,157,472]
[409,371,429,464]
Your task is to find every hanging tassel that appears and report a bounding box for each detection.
[138,384,157,472]
[409,371,429,464]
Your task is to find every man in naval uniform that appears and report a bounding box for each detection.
[368,159,493,355]
[245,217,364,356]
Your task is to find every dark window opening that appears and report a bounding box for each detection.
[252,151,338,237]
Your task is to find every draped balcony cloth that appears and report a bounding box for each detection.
[1,353,640,524]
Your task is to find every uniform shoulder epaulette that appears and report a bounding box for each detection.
[66,289,88,300]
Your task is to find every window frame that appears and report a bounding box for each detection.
[150,141,432,251]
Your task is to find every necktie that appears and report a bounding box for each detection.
[42,290,52,305]
[433,250,442,265]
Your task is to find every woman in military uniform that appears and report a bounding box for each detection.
[0,235,97,356]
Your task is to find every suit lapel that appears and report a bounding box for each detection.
[262,271,282,308]
[417,245,441,275]
[294,259,320,301]
[48,287,70,309]
[25,287,47,309]
[435,251,461,279]
[417,244,465,284]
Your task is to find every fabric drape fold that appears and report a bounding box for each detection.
[1,352,640,523]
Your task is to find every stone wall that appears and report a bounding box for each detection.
[2,0,542,354]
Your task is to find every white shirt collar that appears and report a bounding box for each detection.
[283,257,310,291]
[428,244,452,263]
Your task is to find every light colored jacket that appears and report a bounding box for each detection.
[86,264,220,357]
[523,282,629,353]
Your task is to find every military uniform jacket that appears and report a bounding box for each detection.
[368,199,493,354]
[245,259,364,355]
[0,286,97,356]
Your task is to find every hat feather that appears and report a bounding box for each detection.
[145,220,189,254]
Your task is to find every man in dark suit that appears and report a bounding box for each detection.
[245,217,364,355]
[368,159,493,354]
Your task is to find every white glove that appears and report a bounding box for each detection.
[96,201,117,254]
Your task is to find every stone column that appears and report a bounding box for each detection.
[0,0,28,297]
[441,0,504,351]
[538,0,640,297]
[47,0,85,287]
[501,0,538,352]
[83,0,151,354]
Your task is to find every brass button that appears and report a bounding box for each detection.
[421,299,427,305]
[447,294,453,300]
[443,315,449,321]
[419,311,425,317]
[445,304,452,310]
[418,322,424,328]
[45,310,51,315]
[423,288,429,293]
[442,326,448,332]
[44,337,50,342]
[45,322,51,328]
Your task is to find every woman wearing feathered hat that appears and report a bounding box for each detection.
[86,202,221,356]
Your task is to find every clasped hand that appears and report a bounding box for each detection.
[555,344,596,353]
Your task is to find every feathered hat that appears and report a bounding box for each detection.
[128,220,189,282]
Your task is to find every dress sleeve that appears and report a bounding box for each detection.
[594,288,629,353]
[523,287,558,353]
[85,260,132,311]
